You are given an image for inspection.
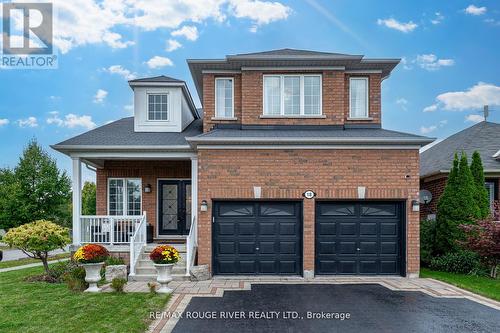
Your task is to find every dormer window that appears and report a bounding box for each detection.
[349,77,369,119]
[215,78,234,118]
[148,94,168,121]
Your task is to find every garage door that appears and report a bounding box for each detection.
[213,201,302,275]
[315,201,404,275]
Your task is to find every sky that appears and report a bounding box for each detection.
[0,0,499,183]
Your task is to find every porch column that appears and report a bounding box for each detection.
[72,157,82,245]
[191,156,198,225]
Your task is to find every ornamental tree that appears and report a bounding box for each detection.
[3,220,70,274]
[460,219,500,278]
[470,151,490,218]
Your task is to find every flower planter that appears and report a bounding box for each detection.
[154,263,174,293]
[82,262,104,292]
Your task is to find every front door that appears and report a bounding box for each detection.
[158,180,191,235]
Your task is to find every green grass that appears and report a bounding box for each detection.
[0,253,71,269]
[0,266,170,333]
[421,268,500,301]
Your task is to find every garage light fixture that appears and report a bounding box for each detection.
[412,200,420,212]
[144,184,152,193]
[200,200,208,212]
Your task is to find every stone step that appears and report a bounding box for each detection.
[135,266,186,275]
[137,259,186,267]
[129,273,189,282]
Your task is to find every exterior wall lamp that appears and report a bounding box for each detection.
[144,184,152,193]
[412,200,420,212]
[200,200,208,212]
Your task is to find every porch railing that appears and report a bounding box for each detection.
[129,212,147,276]
[185,215,197,276]
[80,215,144,244]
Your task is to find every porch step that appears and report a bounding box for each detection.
[129,273,190,282]
[135,266,186,275]
[130,242,189,281]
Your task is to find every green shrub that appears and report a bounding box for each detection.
[430,251,481,274]
[105,256,125,266]
[62,265,88,291]
[420,219,436,267]
[48,261,79,282]
[111,277,127,293]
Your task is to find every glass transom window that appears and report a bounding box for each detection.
[349,77,369,118]
[148,94,168,121]
[215,78,234,118]
[263,75,321,116]
[108,178,142,216]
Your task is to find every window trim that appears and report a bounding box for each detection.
[262,74,323,117]
[485,181,495,211]
[107,178,142,216]
[146,93,169,122]
[214,77,235,119]
[349,77,369,119]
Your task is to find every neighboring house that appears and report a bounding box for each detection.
[420,121,500,221]
[52,49,433,280]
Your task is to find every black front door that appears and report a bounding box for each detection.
[158,180,191,235]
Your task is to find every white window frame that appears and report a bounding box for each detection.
[146,93,169,122]
[263,74,322,116]
[214,77,235,118]
[107,178,142,216]
[485,182,495,212]
[349,77,369,119]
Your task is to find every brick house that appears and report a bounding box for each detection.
[52,49,433,280]
[420,121,500,221]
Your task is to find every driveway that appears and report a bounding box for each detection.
[171,284,500,333]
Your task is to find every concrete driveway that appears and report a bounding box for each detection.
[166,283,500,333]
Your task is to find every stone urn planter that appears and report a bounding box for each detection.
[154,263,174,293]
[82,262,104,293]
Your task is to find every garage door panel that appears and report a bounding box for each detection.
[217,260,237,274]
[279,261,297,273]
[319,241,336,254]
[359,260,377,274]
[339,241,357,255]
[359,241,377,255]
[318,222,336,235]
[238,241,256,254]
[380,261,398,274]
[339,222,357,236]
[259,260,277,274]
[218,223,235,235]
[279,241,297,254]
[279,222,296,235]
[380,223,397,236]
[319,260,336,273]
[338,261,357,274]
[359,222,377,236]
[239,260,257,274]
[380,241,398,255]
[218,242,235,254]
[239,223,256,235]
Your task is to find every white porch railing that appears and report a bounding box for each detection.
[129,212,147,276]
[185,215,198,276]
[80,215,144,244]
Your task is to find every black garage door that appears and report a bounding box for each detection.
[315,201,404,275]
[213,201,302,275]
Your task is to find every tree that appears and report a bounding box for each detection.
[82,182,96,215]
[0,139,71,229]
[435,152,480,254]
[470,151,490,218]
[3,220,70,274]
[460,219,500,278]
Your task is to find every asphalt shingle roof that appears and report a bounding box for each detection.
[128,75,184,83]
[420,121,500,177]
[229,48,360,58]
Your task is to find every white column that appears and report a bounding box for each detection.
[191,156,198,226]
[72,157,82,245]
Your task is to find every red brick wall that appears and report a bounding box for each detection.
[419,176,447,220]
[197,149,421,276]
[96,160,190,236]
[201,71,381,129]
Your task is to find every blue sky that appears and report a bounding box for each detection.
[0,0,499,182]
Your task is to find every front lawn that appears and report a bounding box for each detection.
[421,268,500,301]
[0,266,170,333]
[0,253,71,269]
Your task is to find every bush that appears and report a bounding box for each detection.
[420,219,436,267]
[48,261,79,282]
[147,282,157,294]
[430,251,481,274]
[62,265,88,291]
[105,256,125,266]
[111,277,127,293]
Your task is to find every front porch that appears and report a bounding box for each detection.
[71,154,199,279]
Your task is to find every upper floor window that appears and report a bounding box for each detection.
[349,77,369,118]
[148,94,168,121]
[215,78,234,118]
[263,75,322,116]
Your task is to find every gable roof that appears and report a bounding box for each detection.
[420,121,500,178]
[187,48,400,100]
[129,75,184,83]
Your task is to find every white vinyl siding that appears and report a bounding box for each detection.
[263,74,322,116]
[148,94,168,121]
[108,178,142,216]
[215,78,234,118]
[349,77,369,118]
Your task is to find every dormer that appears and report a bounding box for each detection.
[129,75,199,132]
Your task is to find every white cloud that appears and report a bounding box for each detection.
[431,12,444,25]
[465,114,485,123]
[249,25,258,33]
[436,82,500,111]
[465,5,487,16]
[377,18,417,33]
[47,112,96,129]
[145,56,173,69]
[104,65,137,80]
[420,125,437,134]
[396,98,408,110]
[484,18,500,26]
[423,104,438,112]
[439,119,448,126]
[416,54,454,71]
[16,0,291,54]
[17,117,38,128]
[400,57,412,70]
[93,89,108,103]
[171,26,199,41]
[166,39,182,52]
[0,119,9,126]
